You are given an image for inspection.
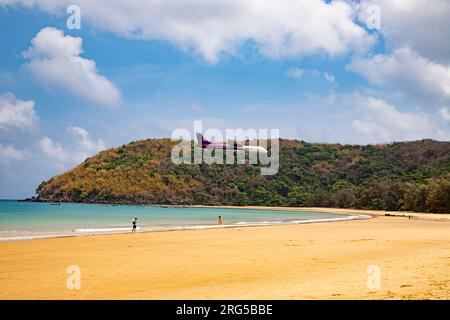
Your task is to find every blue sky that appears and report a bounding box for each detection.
[0,1,449,198]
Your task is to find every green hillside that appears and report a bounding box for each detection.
[35,138,450,213]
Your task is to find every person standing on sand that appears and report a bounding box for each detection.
[218,215,223,227]
[132,218,138,232]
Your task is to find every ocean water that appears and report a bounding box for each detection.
[0,200,362,242]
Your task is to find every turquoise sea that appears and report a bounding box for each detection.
[0,200,361,241]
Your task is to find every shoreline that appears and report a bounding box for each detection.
[10,197,450,219]
[2,204,449,243]
[186,205,450,222]
[0,206,371,243]
[15,198,450,218]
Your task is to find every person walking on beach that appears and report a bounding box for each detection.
[218,215,223,227]
[132,217,138,232]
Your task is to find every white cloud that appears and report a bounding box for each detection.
[439,107,450,122]
[352,96,433,142]
[347,47,450,104]
[69,126,89,139]
[358,0,450,64]
[0,144,25,163]
[323,72,335,82]
[0,92,38,131]
[39,126,106,164]
[286,67,335,82]
[39,136,70,163]
[68,126,106,153]
[4,0,373,63]
[24,27,121,107]
[285,67,305,79]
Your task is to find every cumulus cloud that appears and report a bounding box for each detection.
[286,67,335,82]
[4,0,373,63]
[358,0,450,64]
[347,48,450,104]
[0,144,25,163]
[0,92,38,131]
[39,137,70,163]
[23,27,121,107]
[39,126,106,164]
[352,96,433,143]
[68,126,106,153]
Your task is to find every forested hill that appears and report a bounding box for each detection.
[34,138,450,213]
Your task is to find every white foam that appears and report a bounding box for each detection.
[0,214,370,242]
[74,227,141,233]
[0,235,60,242]
[290,214,368,224]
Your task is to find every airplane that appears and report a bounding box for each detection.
[196,133,268,153]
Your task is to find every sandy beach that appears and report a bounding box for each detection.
[1,208,449,300]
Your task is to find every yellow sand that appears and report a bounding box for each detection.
[1,208,449,300]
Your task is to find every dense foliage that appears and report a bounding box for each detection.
[36,138,450,213]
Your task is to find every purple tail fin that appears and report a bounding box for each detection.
[196,133,211,147]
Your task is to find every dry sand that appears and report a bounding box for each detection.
[0,208,449,299]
